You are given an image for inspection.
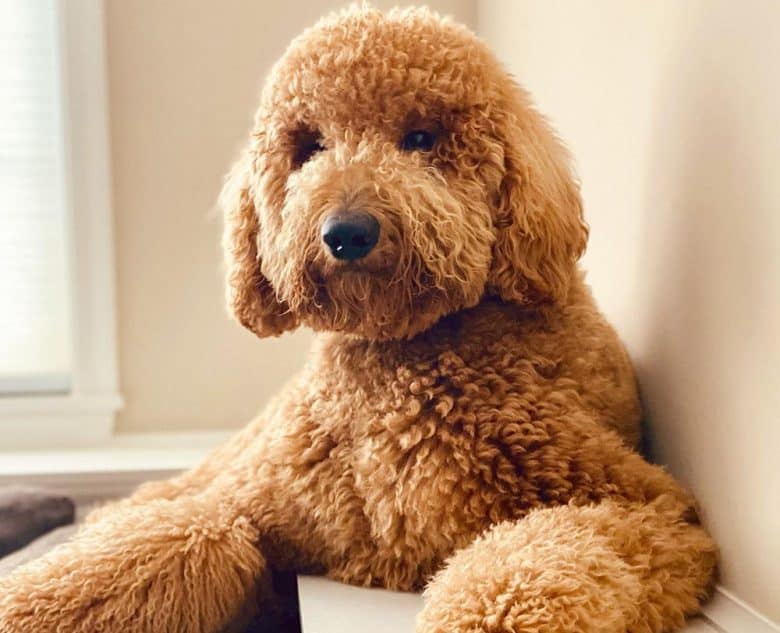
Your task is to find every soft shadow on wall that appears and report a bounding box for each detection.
[479,0,779,622]
[635,1,779,621]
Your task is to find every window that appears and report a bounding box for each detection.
[1,1,72,395]
[0,1,121,448]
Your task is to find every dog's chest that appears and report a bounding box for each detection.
[285,323,591,587]
[342,347,567,573]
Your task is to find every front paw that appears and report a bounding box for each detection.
[0,499,265,633]
[417,519,643,633]
[0,564,61,633]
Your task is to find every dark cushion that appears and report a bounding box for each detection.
[0,523,78,577]
[0,487,75,558]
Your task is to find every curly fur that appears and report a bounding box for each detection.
[0,6,716,633]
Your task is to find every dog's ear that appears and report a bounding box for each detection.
[220,149,298,337]
[488,86,589,305]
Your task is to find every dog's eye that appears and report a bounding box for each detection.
[401,129,437,152]
[292,130,325,168]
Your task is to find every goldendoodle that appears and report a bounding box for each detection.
[0,6,716,633]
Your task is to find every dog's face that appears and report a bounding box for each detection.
[222,7,588,340]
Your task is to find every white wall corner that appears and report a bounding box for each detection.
[703,586,780,633]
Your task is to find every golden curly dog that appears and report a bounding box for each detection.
[0,6,717,633]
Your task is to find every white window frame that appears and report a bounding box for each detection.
[0,0,122,449]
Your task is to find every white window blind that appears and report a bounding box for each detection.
[0,0,72,394]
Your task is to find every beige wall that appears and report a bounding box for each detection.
[106,0,476,434]
[480,0,780,621]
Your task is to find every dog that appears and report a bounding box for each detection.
[0,6,717,632]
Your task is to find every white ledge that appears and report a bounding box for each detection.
[0,431,231,502]
[704,586,780,633]
[0,393,123,450]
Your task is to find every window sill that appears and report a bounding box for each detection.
[0,393,124,450]
[0,430,230,502]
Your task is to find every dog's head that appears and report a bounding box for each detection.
[222,6,587,340]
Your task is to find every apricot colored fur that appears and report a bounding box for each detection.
[0,6,717,633]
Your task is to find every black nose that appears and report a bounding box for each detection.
[321,211,380,261]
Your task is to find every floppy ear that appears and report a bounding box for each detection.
[488,86,589,305]
[220,149,298,337]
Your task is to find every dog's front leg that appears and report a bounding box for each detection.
[0,492,265,633]
[86,415,271,524]
[417,467,717,632]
